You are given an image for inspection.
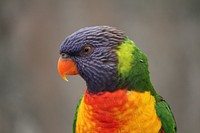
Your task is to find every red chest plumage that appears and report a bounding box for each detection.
[75,89,161,133]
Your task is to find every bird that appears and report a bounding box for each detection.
[57,26,176,133]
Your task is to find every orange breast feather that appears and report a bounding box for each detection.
[76,89,161,133]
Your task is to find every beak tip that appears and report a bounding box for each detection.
[62,75,69,82]
[58,58,78,82]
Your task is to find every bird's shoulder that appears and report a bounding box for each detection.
[155,96,177,133]
[73,96,83,133]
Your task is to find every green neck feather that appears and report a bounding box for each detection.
[116,38,158,99]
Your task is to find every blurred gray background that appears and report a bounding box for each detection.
[0,0,200,133]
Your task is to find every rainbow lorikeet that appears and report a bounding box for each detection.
[57,26,176,133]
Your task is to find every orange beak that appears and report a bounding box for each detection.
[57,57,79,81]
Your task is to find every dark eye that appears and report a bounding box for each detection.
[80,45,93,56]
[60,53,69,59]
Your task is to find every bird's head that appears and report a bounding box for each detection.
[58,26,150,93]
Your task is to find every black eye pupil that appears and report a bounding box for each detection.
[80,45,93,56]
[84,47,89,52]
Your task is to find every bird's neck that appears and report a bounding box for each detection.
[117,67,159,102]
[116,38,159,101]
[128,74,158,98]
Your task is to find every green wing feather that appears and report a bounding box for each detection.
[155,96,177,133]
[73,97,83,133]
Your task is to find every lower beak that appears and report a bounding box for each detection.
[57,57,79,81]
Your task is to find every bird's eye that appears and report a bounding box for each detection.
[60,53,69,59]
[80,45,93,56]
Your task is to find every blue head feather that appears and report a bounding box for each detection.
[60,26,125,93]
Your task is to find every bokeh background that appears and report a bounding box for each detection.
[0,0,200,133]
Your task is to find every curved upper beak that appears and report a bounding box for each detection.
[57,57,79,81]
